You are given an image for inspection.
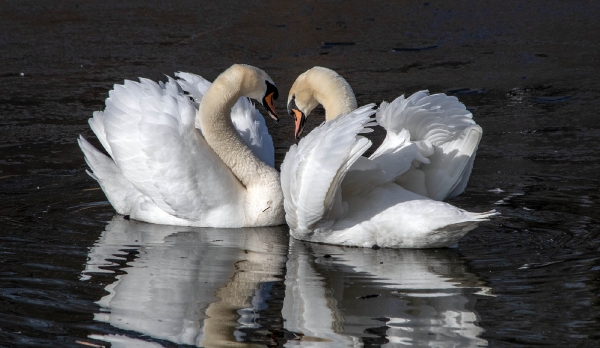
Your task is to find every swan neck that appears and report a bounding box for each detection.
[309,69,357,121]
[319,90,357,122]
[198,69,272,188]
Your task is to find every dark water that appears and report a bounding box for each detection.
[1,1,600,347]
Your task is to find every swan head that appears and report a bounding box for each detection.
[233,64,279,122]
[287,67,357,139]
[287,70,320,139]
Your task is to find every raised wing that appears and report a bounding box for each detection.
[374,90,481,200]
[281,104,376,231]
[176,72,275,168]
[97,76,245,222]
[367,128,427,183]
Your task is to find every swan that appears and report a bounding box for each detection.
[78,64,285,227]
[281,67,497,248]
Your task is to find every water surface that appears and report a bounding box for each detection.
[1,1,600,347]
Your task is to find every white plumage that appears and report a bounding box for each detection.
[79,65,284,227]
[282,67,497,248]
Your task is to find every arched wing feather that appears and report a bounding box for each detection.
[281,104,376,231]
[99,77,244,222]
[229,97,275,168]
[374,91,481,200]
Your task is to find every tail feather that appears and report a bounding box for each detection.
[78,135,139,215]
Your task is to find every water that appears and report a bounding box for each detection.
[1,1,600,347]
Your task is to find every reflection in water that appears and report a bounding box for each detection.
[82,216,289,347]
[82,217,492,347]
[283,240,491,347]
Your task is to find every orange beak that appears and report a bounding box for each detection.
[293,108,306,140]
[263,92,279,122]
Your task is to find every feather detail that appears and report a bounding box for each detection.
[283,67,497,248]
[281,104,376,230]
[375,90,482,200]
[79,67,280,227]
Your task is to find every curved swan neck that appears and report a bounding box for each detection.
[198,65,274,188]
[306,67,358,121]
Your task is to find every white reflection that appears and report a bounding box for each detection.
[283,240,491,347]
[82,216,288,347]
[83,217,492,347]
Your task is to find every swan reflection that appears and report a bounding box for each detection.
[82,217,491,347]
[82,216,288,347]
[283,239,491,347]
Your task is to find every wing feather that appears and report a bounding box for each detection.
[281,104,376,230]
[230,97,275,167]
[88,111,113,158]
[374,90,481,200]
[77,136,141,215]
[83,71,276,225]
[100,76,244,222]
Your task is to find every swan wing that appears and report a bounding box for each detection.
[367,128,426,183]
[229,97,275,167]
[374,91,481,200]
[77,135,142,215]
[281,104,376,231]
[98,76,244,222]
[176,72,275,167]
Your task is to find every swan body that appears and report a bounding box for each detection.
[281,67,497,248]
[79,64,285,227]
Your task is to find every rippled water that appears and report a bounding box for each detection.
[1,1,600,347]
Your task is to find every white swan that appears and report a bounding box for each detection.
[78,64,285,227]
[281,67,497,248]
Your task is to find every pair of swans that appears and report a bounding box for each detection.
[79,64,496,248]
